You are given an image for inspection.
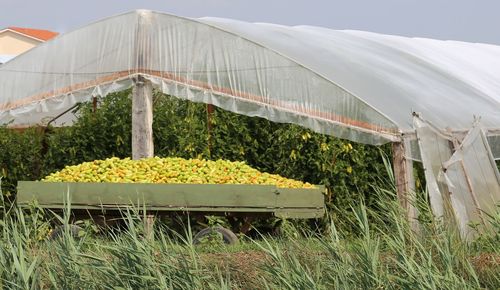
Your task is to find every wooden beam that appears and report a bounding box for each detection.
[206,104,214,154]
[92,96,97,113]
[392,141,418,230]
[392,142,408,208]
[132,75,154,160]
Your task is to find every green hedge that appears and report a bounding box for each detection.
[0,90,394,214]
[0,128,44,196]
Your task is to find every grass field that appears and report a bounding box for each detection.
[1,188,498,290]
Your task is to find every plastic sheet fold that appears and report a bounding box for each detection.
[414,117,454,219]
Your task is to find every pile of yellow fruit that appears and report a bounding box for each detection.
[42,157,315,189]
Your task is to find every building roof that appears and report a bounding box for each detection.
[4,26,58,41]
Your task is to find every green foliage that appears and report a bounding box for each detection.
[0,90,392,218]
[42,89,133,174]
[152,92,209,158]
[0,128,43,197]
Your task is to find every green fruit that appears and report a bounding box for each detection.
[42,157,315,189]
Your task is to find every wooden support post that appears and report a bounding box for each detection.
[132,75,154,160]
[132,75,154,238]
[130,10,155,238]
[392,141,419,231]
[392,142,409,208]
[206,104,214,154]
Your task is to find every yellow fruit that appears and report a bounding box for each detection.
[42,157,316,189]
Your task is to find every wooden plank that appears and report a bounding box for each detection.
[392,142,409,209]
[17,182,324,219]
[275,209,325,219]
[276,187,325,208]
[19,204,280,212]
[18,182,274,207]
[392,141,419,231]
[132,76,154,159]
[24,205,323,219]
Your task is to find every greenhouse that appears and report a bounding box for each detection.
[0,10,498,238]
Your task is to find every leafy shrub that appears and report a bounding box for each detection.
[0,128,43,197]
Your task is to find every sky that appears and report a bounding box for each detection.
[1,0,500,45]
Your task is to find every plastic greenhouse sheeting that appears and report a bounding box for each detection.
[442,123,500,238]
[414,117,454,219]
[0,10,499,149]
[415,115,500,237]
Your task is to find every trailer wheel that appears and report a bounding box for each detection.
[193,226,239,245]
[50,224,84,240]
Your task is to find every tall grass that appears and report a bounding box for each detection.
[0,187,498,289]
[254,188,499,290]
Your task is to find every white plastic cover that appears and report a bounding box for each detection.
[443,124,500,238]
[0,10,499,148]
[416,115,500,237]
[414,117,454,218]
[443,162,477,237]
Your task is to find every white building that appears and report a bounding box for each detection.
[0,26,58,64]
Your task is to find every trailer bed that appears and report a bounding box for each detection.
[17,181,325,219]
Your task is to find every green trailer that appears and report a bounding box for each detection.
[17,181,325,243]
